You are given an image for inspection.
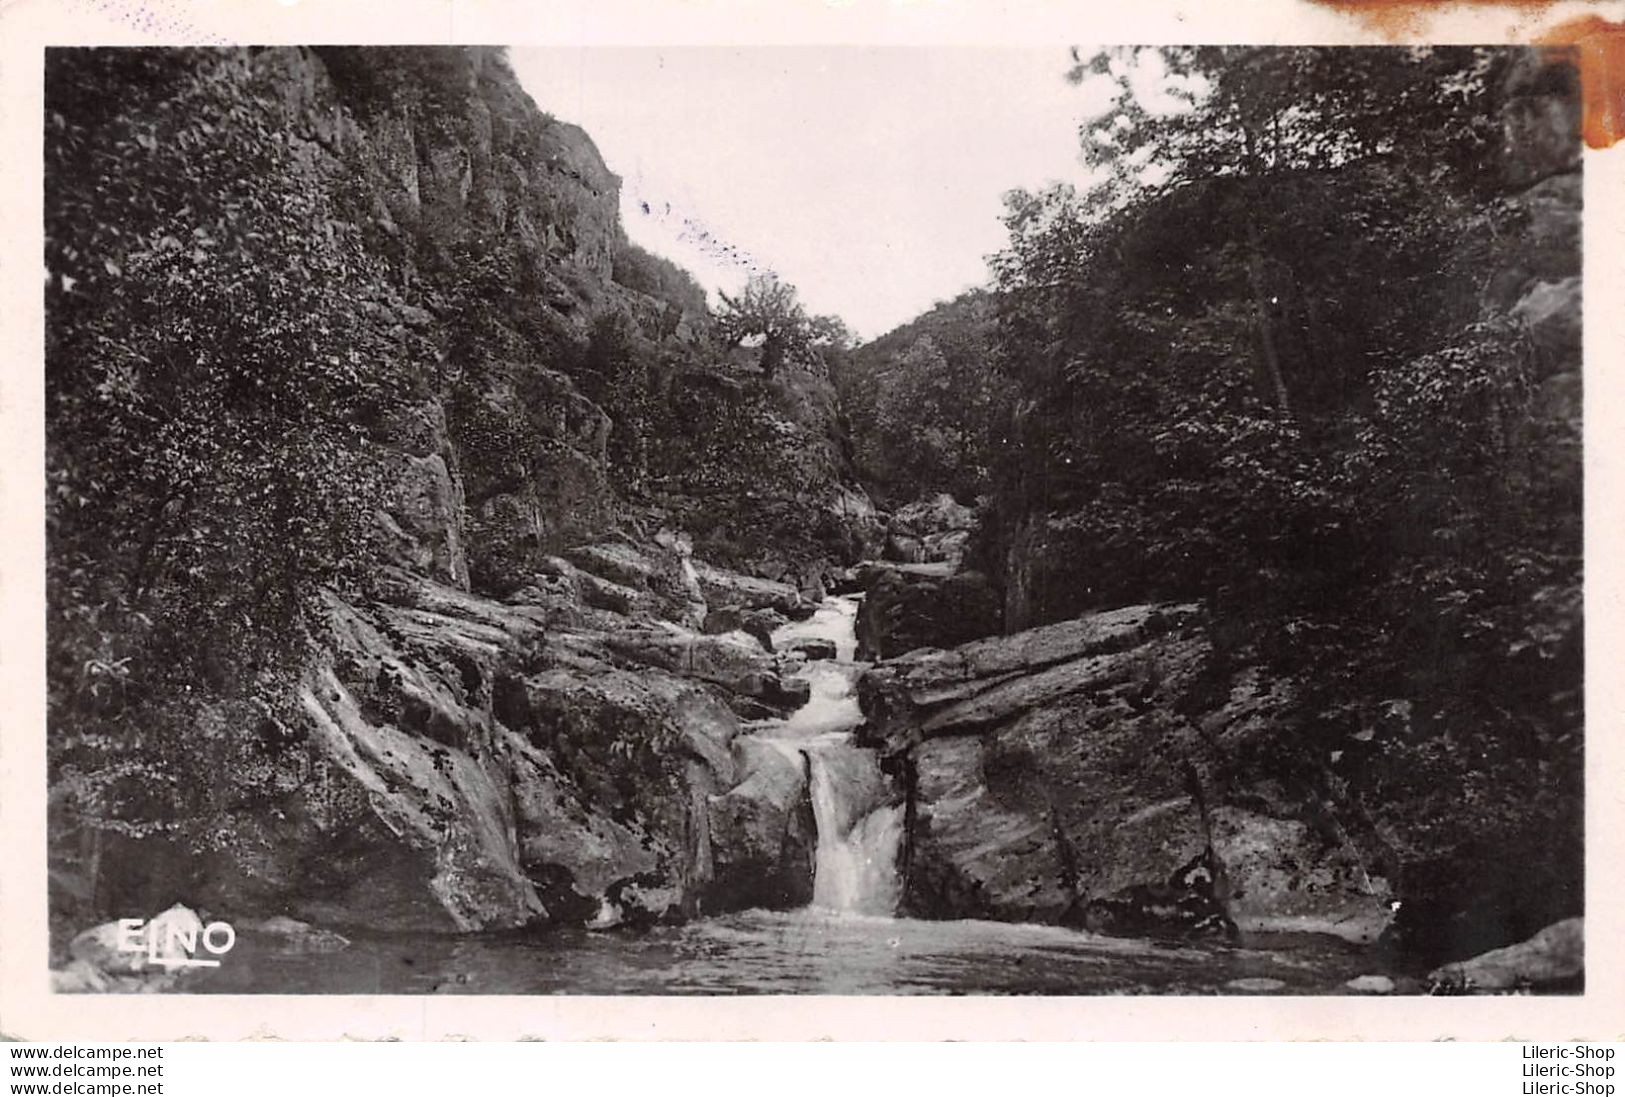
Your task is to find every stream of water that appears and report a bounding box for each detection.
[764,596,905,917]
[190,595,1395,995]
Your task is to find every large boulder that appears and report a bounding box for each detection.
[565,538,707,628]
[691,559,807,617]
[604,622,809,712]
[855,564,1001,661]
[499,728,666,923]
[292,664,550,931]
[792,639,838,662]
[1482,174,1581,313]
[823,484,885,561]
[703,604,787,651]
[859,602,1396,940]
[1428,917,1584,992]
[56,904,213,992]
[127,565,784,934]
[883,492,977,567]
[705,738,818,910]
[1068,849,1236,941]
[69,904,205,976]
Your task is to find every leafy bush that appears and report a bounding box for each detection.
[45,49,417,905]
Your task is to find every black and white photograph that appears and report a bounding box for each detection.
[30,28,1589,1004]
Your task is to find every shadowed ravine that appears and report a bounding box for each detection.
[43,46,1584,999]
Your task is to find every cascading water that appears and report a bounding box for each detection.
[806,750,904,914]
[759,596,905,916]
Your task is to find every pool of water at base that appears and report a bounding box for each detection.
[190,910,1395,995]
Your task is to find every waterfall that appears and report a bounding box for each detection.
[806,747,904,915]
[758,594,904,916]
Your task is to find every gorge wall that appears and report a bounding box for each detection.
[844,48,1583,965]
[45,46,878,937]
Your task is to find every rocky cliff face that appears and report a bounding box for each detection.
[45,47,877,938]
[897,49,1583,963]
[1486,50,1582,503]
[859,604,1395,944]
[131,538,835,932]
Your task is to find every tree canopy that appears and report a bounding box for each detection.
[716,272,847,378]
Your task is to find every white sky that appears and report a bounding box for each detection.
[510,47,1122,339]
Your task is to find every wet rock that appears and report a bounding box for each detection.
[826,566,868,596]
[765,675,813,711]
[502,726,664,921]
[692,560,806,617]
[1213,808,1393,946]
[296,665,549,932]
[705,738,817,910]
[792,638,839,661]
[585,897,624,931]
[855,566,1001,661]
[213,573,739,933]
[1067,850,1237,942]
[604,623,806,711]
[902,734,1074,921]
[600,875,687,929]
[242,916,351,953]
[69,904,205,976]
[566,539,706,628]
[51,958,112,993]
[868,602,1393,938]
[703,605,786,651]
[271,575,744,936]
[1345,974,1395,995]
[1427,917,1584,993]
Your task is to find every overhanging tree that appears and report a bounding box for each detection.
[716,272,815,379]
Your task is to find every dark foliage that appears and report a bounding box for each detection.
[986,46,1582,937]
[839,291,1005,506]
[45,49,424,877]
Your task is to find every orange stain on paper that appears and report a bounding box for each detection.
[1307,1,1624,147]
[1311,0,1560,36]
[1537,14,1624,148]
